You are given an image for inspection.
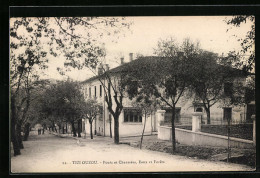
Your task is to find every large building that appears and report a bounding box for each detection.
[80,53,255,137]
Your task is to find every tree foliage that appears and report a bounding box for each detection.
[48,17,132,144]
[40,80,86,136]
[124,38,201,153]
[130,93,160,149]
[10,17,132,148]
[190,51,230,124]
[225,15,255,72]
[85,99,102,139]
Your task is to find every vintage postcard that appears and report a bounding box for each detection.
[10,8,256,173]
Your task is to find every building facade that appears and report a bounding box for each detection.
[80,55,255,137]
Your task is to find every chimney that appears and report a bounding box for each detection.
[120,57,124,65]
[129,53,133,62]
[97,65,103,75]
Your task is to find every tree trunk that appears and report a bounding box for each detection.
[205,107,211,125]
[94,118,97,135]
[77,120,81,137]
[58,124,61,133]
[140,112,147,149]
[11,96,21,156]
[90,121,93,139]
[16,120,24,149]
[11,124,21,156]
[71,122,77,137]
[151,112,153,134]
[114,115,119,144]
[109,115,112,138]
[62,123,65,134]
[23,122,30,141]
[171,105,176,153]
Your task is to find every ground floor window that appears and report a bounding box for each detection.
[223,107,232,122]
[246,104,255,123]
[124,108,142,123]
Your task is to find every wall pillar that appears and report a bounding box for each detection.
[191,112,203,145]
[192,112,203,132]
[156,110,166,126]
[252,115,256,146]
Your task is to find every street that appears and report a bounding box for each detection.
[11,131,254,173]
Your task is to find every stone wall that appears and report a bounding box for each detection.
[158,126,254,149]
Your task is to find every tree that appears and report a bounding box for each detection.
[10,18,49,155]
[125,38,199,153]
[46,17,132,144]
[225,15,255,72]
[10,17,132,145]
[41,80,86,137]
[131,94,159,149]
[190,51,231,124]
[85,99,102,139]
[125,75,161,149]
[21,80,51,141]
[98,68,126,144]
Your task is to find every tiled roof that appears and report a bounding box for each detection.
[81,56,250,84]
[81,56,163,84]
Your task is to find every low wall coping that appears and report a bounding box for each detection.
[192,112,203,116]
[122,122,142,125]
[156,110,166,113]
[158,126,253,144]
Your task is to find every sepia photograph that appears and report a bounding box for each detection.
[10,14,256,173]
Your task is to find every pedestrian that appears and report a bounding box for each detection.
[39,128,42,135]
[38,128,40,135]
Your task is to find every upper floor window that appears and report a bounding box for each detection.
[224,82,233,96]
[85,87,87,97]
[89,87,91,98]
[95,86,97,97]
[100,85,102,97]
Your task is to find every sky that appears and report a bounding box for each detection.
[41,16,253,81]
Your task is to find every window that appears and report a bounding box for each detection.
[89,87,91,98]
[223,107,232,122]
[124,108,142,123]
[224,82,233,96]
[95,86,97,97]
[100,85,102,97]
[196,107,203,112]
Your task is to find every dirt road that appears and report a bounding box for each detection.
[11,132,254,173]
